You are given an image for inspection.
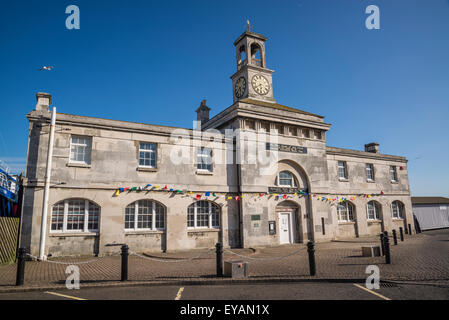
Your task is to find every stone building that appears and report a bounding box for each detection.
[21,28,413,257]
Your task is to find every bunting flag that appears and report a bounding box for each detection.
[112,182,387,206]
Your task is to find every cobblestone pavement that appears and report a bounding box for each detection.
[1,229,448,291]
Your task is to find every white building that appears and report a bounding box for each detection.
[21,28,414,257]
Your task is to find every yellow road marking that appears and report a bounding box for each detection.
[353,284,391,300]
[45,291,87,301]
[175,287,184,300]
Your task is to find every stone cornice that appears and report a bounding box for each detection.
[326,146,408,163]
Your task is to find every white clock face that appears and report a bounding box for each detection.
[251,74,270,95]
[235,77,246,98]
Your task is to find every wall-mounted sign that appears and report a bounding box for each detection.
[269,221,276,235]
[250,215,261,231]
[266,143,307,154]
[268,187,307,194]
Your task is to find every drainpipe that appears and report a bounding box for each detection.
[306,187,315,242]
[38,107,56,260]
[236,163,243,248]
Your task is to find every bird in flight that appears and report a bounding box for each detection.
[39,66,55,71]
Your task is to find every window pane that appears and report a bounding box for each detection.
[187,205,195,227]
[366,164,374,180]
[390,166,397,181]
[51,202,65,230]
[347,204,354,221]
[137,200,152,229]
[155,203,165,229]
[126,200,165,230]
[197,148,212,171]
[392,202,402,218]
[70,136,91,164]
[140,143,156,151]
[337,204,347,221]
[367,202,380,220]
[67,200,85,231]
[125,205,135,229]
[139,143,156,167]
[211,203,219,228]
[279,171,293,187]
[87,202,99,231]
[338,162,347,179]
[196,201,209,227]
[189,201,220,228]
[367,202,375,220]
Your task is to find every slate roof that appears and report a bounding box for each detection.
[411,197,449,205]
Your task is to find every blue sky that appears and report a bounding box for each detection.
[0,0,448,196]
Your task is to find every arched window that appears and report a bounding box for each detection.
[337,202,355,222]
[51,199,100,232]
[277,171,297,187]
[366,201,381,221]
[391,201,404,219]
[187,201,220,229]
[125,200,165,230]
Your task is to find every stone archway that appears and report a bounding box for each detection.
[274,160,312,241]
[276,201,303,244]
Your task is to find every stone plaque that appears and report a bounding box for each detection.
[266,143,307,154]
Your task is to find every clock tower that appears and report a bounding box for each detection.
[231,26,275,104]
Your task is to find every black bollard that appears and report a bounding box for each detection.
[380,233,385,256]
[15,248,26,286]
[392,229,398,245]
[384,233,391,264]
[216,242,223,277]
[408,224,412,235]
[121,245,129,281]
[399,227,404,241]
[307,241,316,276]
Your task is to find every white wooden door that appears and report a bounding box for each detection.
[279,213,291,244]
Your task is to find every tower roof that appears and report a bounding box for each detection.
[234,30,267,46]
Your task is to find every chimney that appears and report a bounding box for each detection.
[36,92,52,111]
[195,99,211,125]
[365,142,380,153]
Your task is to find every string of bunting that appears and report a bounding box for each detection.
[113,184,386,205]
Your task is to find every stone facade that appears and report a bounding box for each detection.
[20,29,413,257]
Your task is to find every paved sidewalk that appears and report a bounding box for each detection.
[1,229,448,292]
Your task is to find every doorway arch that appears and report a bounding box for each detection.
[276,201,303,244]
